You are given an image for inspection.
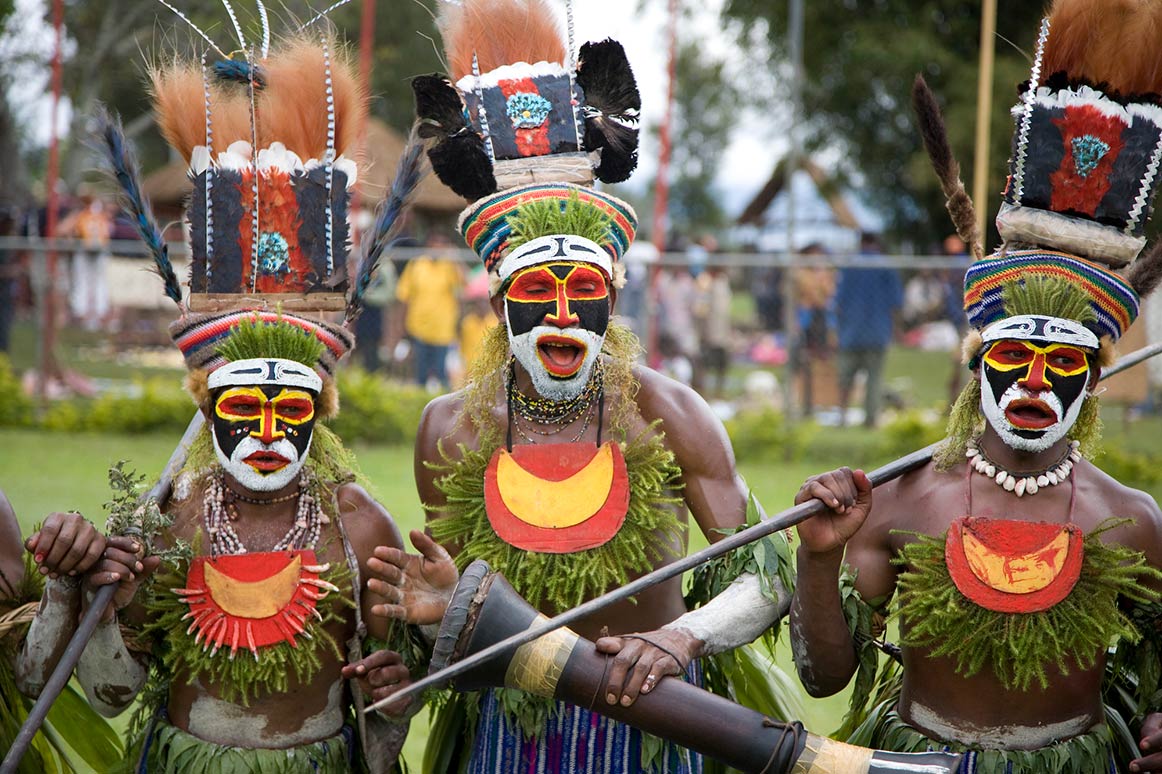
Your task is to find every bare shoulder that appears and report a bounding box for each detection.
[863,462,958,540]
[631,364,734,470]
[416,389,475,459]
[1078,461,1162,548]
[335,482,404,558]
[632,365,713,424]
[0,489,22,595]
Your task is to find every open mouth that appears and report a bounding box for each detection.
[244,450,291,473]
[536,335,587,378]
[1004,398,1058,430]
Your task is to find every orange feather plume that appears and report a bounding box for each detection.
[438,0,567,82]
[150,36,367,164]
[1042,0,1162,96]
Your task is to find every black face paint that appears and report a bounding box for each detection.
[211,384,318,462]
[981,338,1090,441]
[504,262,611,337]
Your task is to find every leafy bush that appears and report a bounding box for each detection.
[724,407,814,463]
[877,409,948,459]
[1095,447,1162,489]
[0,354,33,427]
[328,370,433,446]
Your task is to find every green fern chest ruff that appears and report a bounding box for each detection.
[894,517,1160,692]
[429,428,684,611]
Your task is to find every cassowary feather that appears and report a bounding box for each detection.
[413,75,468,140]
[95,108,183,307]
[347,128,427,322]
[428,131,497,200]
[912,75,982,261]
[1128,240,1162,298]
[576,40,641,117]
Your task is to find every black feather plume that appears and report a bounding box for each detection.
[576,40,641,184]
[912,75,981,260]
[428,131,496,200]
[347,126,427,322]
[413,75,468,139]
[94,107,183,307]
[1128,240,1162,298]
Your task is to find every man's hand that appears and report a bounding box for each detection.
[794,467,873,556]
[1132,713,1162,773]
[342,649,413,715]
[84,536,161,622]
[593,627,703,708]
[26,512,106,580]
[367,530,458,625]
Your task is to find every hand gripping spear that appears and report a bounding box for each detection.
[367,340,1162,715]
[1,412,206,774]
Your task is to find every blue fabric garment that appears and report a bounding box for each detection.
[466,662,704,774]
[835,256,903,350]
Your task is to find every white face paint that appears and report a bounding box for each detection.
[980,380,1085,453]
[507,322,605,401]
[213,432,311,491]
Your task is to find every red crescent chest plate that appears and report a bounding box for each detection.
[945,517,1085,613]
[173,549,339,658]
[484,441,631,554]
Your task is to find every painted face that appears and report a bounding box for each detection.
[979,339,1091,453]
[504,261,610,401]
[211,385,317,491]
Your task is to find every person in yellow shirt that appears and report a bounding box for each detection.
[396,232,465,389]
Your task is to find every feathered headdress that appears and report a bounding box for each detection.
[415,0,640,294]
[97,1,426,410]
[917,0,1162,365]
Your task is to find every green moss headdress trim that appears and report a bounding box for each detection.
[1002,276,1097,324]
[894,519,1161,692]
[505,191,616,251]
[214,315,326,367]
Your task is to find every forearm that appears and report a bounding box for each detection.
[75,604,148,717]
[663,571,789,657]
[790,546,858,697]
[15,577,81,697]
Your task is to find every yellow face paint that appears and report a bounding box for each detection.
[214,386,316,443]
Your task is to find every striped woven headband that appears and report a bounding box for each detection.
[169,310,354,377]
[964,250,1139,342]
[458,183,637,274]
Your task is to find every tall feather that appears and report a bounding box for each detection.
[576,40,640,183]
[1041,0,1162,97]
[912,75,983,261]
[1128,240,1162,298]
[347,129,427,322]
[438,0,567,82]
[94,108,183,307]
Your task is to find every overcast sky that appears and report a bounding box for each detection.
[4,0,785,216]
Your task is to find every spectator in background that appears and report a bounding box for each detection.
[657,266,699,386]
[941,234,971,404]
[790,243,837,415]
[458,266,496,381]
[0,204,19,353]
[353,261,395,372]
[396,231,464,390]
[693,236,732,399]
[60,194,113,331]
[835,232,902,428]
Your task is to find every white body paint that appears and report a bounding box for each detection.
[980,382,1085,454]
[76,614,149,717]
[662,572,789,656]
[906,699,1094,750]
[505,321,605,402]
[15,578,79,697]
[186,678,344,747]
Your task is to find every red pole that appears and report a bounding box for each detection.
[647,0,678,369]
[355,0,376,223]
[39,0,65,401]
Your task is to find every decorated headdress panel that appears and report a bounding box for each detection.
[416,0,640,290]
[99,2,426,393]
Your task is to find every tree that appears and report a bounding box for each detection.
[722,0,1045,247]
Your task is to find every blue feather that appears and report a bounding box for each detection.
[347,127,427,321]
[213,59,265,89]
[95,107,183,306]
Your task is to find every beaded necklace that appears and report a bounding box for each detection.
[203,469,327,556]
[964,438,1081,497]
[507,357,604,425]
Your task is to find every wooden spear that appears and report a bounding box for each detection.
[366,340,1162,714]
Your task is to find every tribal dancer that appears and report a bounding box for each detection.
[791,2,1162,772]
[349,1,794,772]
[43,6,428,772]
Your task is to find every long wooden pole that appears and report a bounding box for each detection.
[367,340,1162,714]
[971,0,998,242]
